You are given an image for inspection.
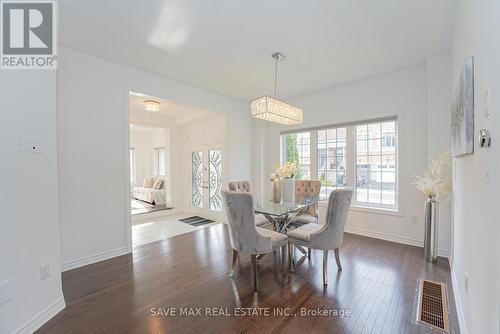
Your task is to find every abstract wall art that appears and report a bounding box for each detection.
[451,57,474,157]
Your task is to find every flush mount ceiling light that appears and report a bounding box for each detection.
[144,100,160,112]
[251,52,303,125]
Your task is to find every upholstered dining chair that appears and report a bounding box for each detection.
[221,190,288,292]
[289,180,322,258]
[287,188,353,285]
[228,181,269,227]
[292,180,322,225]
[227,180,251,192]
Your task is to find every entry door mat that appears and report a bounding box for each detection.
[179,216,215,227]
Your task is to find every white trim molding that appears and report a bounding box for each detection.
[344,225,450,258]
[61,247,130,272]
[13,296,65,334]
[131,208,178,223]
[451,264,468,334]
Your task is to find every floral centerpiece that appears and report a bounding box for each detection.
[413,151,452,263]
[271,162,298,202]
[275,161,298,179]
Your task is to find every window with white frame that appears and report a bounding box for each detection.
[282,132,310,180]
[317,127,347,198]
[280,119,398,211]
[130,148,136,186]
[355,121,397,208]
[154,147,165,176]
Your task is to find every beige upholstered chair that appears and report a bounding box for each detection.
[228,181,269,227]
[221,190,288,292]
[287,188,353,285]
[292,180,322,225]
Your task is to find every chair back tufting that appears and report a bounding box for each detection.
[294,180,321,217]
[228,181,251,193]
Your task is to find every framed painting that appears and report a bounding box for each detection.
[451,57,474,157]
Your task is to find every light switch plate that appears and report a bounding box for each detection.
[40,262,51,280]
[483,158,491,184]
[464,273,470,294]
[484,89,490,117]
[0,279,14,305]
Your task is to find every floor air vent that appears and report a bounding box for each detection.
[416,279,449,332]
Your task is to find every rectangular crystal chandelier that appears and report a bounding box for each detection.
[251,95,303,125]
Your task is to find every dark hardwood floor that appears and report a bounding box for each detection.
[37,224,460,334]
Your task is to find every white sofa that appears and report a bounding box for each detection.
[133,176,167,205]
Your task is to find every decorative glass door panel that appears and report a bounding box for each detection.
[190,146,224,220]
[209,149,222,212]
[191,151,204,209]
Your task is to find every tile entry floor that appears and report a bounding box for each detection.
[132,213,220,247]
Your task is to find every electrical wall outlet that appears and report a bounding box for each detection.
[18,136,42,154]
[40,262,51,280]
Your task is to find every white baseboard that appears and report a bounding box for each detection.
[61,247,130,272]
[451,265,468,334]
[344,225,450,258]
[13,295,65,334]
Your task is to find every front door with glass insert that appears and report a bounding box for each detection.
[190,146,224,221]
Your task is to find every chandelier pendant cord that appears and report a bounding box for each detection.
[274,56,278,98]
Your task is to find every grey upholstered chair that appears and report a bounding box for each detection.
[292,180,322,225]
[228,181,269,227]
[221,190,288,292]
[289,180,322,258]
[287,188,353,285]
[227,181,251,192]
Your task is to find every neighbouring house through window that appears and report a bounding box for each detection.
[281,118,398,210]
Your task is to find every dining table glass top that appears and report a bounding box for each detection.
[254,197,321,216]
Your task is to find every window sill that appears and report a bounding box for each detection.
[350,205,402,217]
[318,201,402,217]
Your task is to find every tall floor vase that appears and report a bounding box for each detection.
[424,198,439,263]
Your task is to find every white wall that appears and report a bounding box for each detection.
[0,72,64,332]
[450,0,500,333]
[254,64,453,255]
[129,127,166,186]
[426,52,453,257]
[58,47,252,270]
[151,129,166,151]
[129,129,153,186]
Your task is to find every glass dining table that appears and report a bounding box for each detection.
[254,197,321,232]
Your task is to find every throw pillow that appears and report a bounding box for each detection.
[143,176,155,188]
[153,179,164,190]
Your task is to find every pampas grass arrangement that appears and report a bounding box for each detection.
[413,151,452,199]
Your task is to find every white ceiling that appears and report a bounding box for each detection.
[129,93,186,118]
[129,93,212,126]
[61,0,455,100]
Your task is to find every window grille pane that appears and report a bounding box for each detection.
[355,120,397,208]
